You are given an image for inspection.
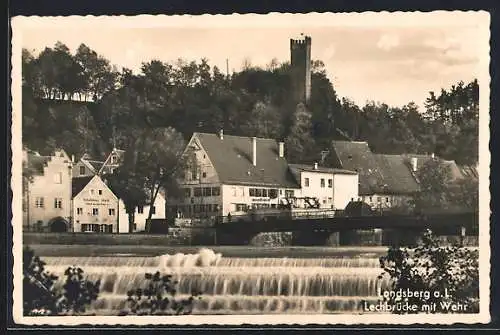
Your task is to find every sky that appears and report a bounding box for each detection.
[16,12,488,109]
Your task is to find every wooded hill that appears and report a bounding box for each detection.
[22,42,479,166]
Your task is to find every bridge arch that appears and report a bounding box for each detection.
[48,216,69,232]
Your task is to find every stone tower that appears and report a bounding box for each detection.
[290,35,312,105]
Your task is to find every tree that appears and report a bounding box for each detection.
[106,168,148,233]
[240,100,283,139]
[378,230,479,314]
[23,246,100,316]
[284,103,316,163]
[123,271,202,316]
[413,158,479,213]
[136,127,187,223]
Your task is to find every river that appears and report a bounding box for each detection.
[36,245,391,315]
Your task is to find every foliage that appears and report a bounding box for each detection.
[23,246,100,316]
[22,42,479,167]
[378,230,479,314]
[123,271,202,316]
[412,159,479,213]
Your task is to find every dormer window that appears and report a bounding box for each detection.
[111,156,117,164]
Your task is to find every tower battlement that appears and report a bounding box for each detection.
[290,36,312,47]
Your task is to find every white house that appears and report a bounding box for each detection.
[23,148,73,232]
[168,131,359,223]
[117,190,167,233]
[289,163,359,210]
[71,175,120,233]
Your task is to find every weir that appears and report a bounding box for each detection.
[42,249,390,315]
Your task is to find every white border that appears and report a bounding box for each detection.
[11,11,491,325]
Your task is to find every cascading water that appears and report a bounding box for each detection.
[42,248,390,315]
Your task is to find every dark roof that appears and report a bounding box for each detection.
[194,132,300,188]
[288,163,357,175]
[26,153,51,176]
[329,141,386,194]
[72,176,94,197]
[330,141,478,196]
[375,154,420,194]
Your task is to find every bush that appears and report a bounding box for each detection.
[23,246,100,316]
[378,230,479,314]
[122,271,202,316]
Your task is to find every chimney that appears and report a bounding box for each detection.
[278,142,285,158]
[252,137,257,166]
[411,157,418,172]
[314,162,318,170]
[219,129,224,140]
[71,155,75,163]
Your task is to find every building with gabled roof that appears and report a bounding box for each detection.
[327,140,479,210]
[168,131,360,222]
[71,175,121,233]
[98,148,125,176]
[72,152,105,178]
[22,148,73,232]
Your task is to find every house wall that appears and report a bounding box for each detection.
[72,160,95,178]
[360,194,413,211]
[221,184,300,217]
[299,171,334,209]
[24,150,73,232]
[333,174,359,210]
[118,192,167,232]
[72,176,119,233]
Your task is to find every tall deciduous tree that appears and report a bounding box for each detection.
[285,103,316,163]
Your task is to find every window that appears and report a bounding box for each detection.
[35,197,44,208]
[328,197,333,203]
[79,166,86,175]
[304,178,310,187]
[202,172,207,178]
[194,188,202,197]
[320,178,325,188]
[279,190,283,195]
[54,198,62,209]
[109,208,115,216]
[203,187,212,197]
[377,196,382,203]
[369,196,373,202]
[82,224,93,232]
[323,198,327,204]
[269,189,278,199]
[262,189,268,197]
[235,204,248,212]
[285,190,295,198]
[98,189,103,195]
[184,188,191,197]
[211,187,220,196]
[256,189,262,197]
[386,197,390,203]
[328,179,332,188]
[90,189,95,196]
[77,208,83,215]
[92,208,99,216]
[191,170,197,180]
[111,156,117,164]
[53,172,62,184]
[249,188,256,197]
[151,206,156,214]
[137,206,144,214]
